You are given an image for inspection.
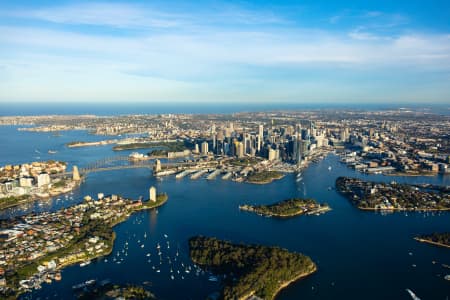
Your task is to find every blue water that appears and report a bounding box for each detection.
[0,126,449,300]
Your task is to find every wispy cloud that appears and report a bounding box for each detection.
[0,1,449,103]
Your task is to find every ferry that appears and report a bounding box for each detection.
[208,276,218,282]
[445,274,450,281]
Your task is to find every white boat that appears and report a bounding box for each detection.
[406,289,421,300]
[79,260,91,267]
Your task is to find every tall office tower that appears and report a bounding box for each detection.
[211,123,216,134]
[149,186,156,202]
[258,124,264,151]
[237,142,245,158]
[201,141,209,155]
[340,128,348,142]
[243,134,248,155]
[212,134,216,153]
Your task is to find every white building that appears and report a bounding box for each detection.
[201,141,209,155]
[149,186,157,202]
[37,173,50,187]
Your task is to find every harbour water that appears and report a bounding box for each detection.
[0,126,449,300]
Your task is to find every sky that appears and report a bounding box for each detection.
[0,0,449,104]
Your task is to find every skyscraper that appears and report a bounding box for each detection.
[201,141,209,155]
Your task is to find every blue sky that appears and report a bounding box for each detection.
[0,0,449,104]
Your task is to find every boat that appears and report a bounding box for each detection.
[48,150,57,154]
[444,275,450,281]
[170,275,174,280]
[141,244,144,248]
[72,279,96,290]
[164,234,168,238]
[79,260,91,267]
[208,276,218,282]
[328,166,332,171]
[406,289,421,300]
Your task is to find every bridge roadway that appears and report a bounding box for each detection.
[55,160,204,177]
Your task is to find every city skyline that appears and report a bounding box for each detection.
[1,0,450,104]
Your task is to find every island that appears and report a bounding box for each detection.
[239,198,331,218]
[0,187,168,298]
[414,233,450,249]
[189,236,317,300]
[336,177,450,211]
[77,283,157,300]
[246,171,284,184]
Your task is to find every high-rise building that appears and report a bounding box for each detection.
[268,148,279,161]
[237,142,244,158]
[201,141,209,155]
[37,173,50,187]
[154,159,161,172]
[72,165,81,181]
[258,124,264,151]
[149,186,156,202]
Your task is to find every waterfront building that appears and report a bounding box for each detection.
[37,173,50,187]
[154,160,161,172]
[72,165,81,181]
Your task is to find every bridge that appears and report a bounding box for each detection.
[55,155,201,177]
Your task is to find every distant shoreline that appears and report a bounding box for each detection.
[414,237,450,249]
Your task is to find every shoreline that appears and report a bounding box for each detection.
[357,206,450,212]
[9,196,168,298]
[239,264,318,300]
[0,180,82,211]
[240,205,331,218]
[246,174,285,185]
[414,237,450,249]
[271,264,317,300]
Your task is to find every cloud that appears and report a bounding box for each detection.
[0,2,449,102]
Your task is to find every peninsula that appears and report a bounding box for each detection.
[0,188,168,298]
[336,177,450,211]
[0,160,82,210]
[414,233,450,249]
[189,236,317,300]
[239,198,330,218]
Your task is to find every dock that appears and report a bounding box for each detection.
[206,169,222,180]
[222,172,232,180]
[190,170,208,180]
